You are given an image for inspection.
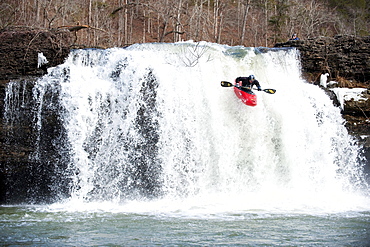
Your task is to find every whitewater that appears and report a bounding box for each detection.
[1,42,370,246]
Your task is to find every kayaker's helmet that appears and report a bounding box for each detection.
[249,75,255,81]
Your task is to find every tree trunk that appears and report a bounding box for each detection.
[174,0,182,42]
[240,0,251,45]
[124,0,128,44]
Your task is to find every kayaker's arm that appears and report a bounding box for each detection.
[253,80,262,91]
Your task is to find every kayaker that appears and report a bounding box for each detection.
[235,75,262,91]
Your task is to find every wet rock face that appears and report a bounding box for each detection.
[0,27,71,80]
[275,35,370,84]
[0,28,72,203]
[0,78,72,204]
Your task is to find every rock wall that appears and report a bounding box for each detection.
[275,35,370,85]
[0,28,72,203]
[0,27,71,80]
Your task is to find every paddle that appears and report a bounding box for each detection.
[221,81,276,94]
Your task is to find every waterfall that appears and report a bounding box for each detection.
[3,42,368,211]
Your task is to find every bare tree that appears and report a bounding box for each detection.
[1,0,368,48]
[0,3,16,29]
[286,0,340,39]
[240,0,251,44]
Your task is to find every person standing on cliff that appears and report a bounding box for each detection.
[289,33,300,40]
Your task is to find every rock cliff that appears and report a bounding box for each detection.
[0,27,71,79]
[0,28,72,203]
[275,35,370,84]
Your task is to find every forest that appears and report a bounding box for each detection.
[1,0,369,48]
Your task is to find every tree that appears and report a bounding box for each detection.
[327,0,369,36]
[240,0,251,44]
[268,0,290,43]
[0,0,369,47]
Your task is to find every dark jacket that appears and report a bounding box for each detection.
[235,76,261,89]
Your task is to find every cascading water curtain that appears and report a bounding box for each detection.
[2,42,368,207]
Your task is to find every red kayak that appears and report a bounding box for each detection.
[220,81,275,106]
[233,85,257,106]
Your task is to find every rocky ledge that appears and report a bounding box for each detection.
[275,35,370,84]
